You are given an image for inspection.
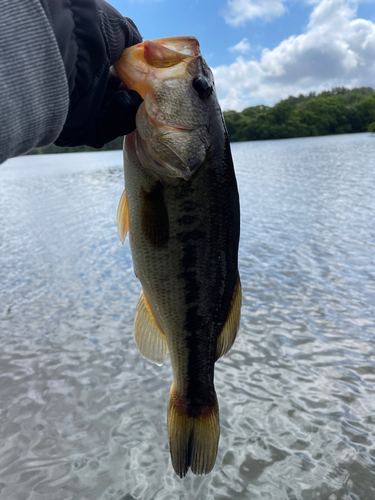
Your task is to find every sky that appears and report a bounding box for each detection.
[111,0,375,111]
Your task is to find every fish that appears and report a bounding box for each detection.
[114,36,241,478]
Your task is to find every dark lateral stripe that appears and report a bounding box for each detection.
[141,181,169,248]
[176,214,197,226]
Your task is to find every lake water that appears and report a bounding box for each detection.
[0,133,375,500]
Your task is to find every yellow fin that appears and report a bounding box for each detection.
[117,189,129,244]
[167,384,219,478]
[134,289,168,366]
[216,273,242,360]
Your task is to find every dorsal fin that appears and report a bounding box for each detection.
[216,273,242,360]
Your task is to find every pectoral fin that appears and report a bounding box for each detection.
[135,289,168,366]
[117,189,130,244]
[216,273,242,360]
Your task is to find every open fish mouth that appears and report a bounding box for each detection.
[114,37,215,180]
[115,36,202,93]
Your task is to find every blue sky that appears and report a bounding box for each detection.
[111,0,375,110]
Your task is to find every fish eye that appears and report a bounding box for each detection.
[192,76,213,99]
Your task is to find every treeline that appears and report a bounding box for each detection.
[27,86,375,155]
[224,87,375,142]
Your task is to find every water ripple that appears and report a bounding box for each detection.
[1,136,375,498]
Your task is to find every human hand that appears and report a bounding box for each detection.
[41,0,143,148]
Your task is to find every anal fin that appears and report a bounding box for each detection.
[135,289,168,366]
[216,273,242,360]
[117,189,129,244]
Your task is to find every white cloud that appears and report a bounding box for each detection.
[229,38,251,53]
[214,0,375,110]
[223,0,288,26]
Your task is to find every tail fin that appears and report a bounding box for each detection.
[167,384,220,478]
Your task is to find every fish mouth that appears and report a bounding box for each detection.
[114,37,202,99]
[115,36,212,180]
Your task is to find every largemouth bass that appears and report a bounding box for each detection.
[114,36,241,478]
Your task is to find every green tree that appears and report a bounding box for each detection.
[223,86,374,143]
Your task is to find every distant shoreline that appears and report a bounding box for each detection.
[27,86,375,155]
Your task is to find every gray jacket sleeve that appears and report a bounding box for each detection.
[0,0,69,164]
